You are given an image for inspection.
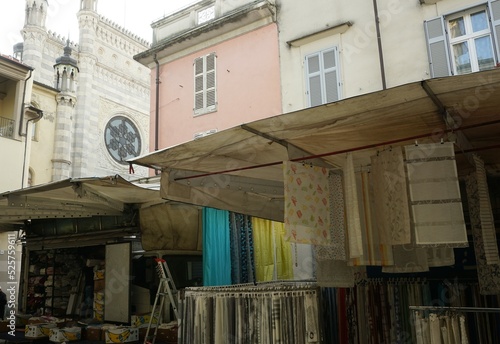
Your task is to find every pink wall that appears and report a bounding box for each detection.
[150,24,282,150]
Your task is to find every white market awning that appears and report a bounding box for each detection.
[0,175,202,252]
[130,69,500,221]
[0,175,162,229]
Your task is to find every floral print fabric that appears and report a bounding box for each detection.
[283,161,330,245]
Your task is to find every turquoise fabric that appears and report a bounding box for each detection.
[202,207,231,286]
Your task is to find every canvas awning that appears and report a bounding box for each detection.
[0,175,162,230]
[130,69,500,221]
[0,175,203,252]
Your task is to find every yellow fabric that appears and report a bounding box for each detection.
[252,217,293,282]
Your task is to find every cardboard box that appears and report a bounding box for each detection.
[25,323,57,338]
[49,327,82,342]
[94,269,105,280]
[86,326,104,341]
[15,314,31,326]
[94,309,104,322]
[86,259,102,267]
[94,291,105,302]
[105,327,139,344]
[138,325,157,341]
[131,314,158,328]
[156,327,178,343]
[94,300,104,312]
[94,279,105,291]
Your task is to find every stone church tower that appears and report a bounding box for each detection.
[17,0,150,184]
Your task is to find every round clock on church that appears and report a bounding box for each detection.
[104,116,142,165]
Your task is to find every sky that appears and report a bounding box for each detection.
[0,0,201,55]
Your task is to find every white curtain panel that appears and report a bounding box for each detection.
[404,143,467,247]
[343,153,363,258]
[314,172,347,261]
[370,147,411,245]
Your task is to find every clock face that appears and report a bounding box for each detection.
[104,116,141,165]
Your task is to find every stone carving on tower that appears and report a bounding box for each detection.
[25,0,48,27]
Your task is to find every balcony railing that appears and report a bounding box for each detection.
[0,116,15,139]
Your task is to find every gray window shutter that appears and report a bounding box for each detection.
[306,53,322,107]
[424,17,452,77]
[306,48,340,107]
[489,0,500,64]
[323,48,339,103]
[206,53,216,109]
[194,57,204,111]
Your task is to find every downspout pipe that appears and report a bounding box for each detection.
[18,69,34,137]
[21,107,43,188]
[373,0,387,90]
[153,54,161,176]
[153,54,160,151]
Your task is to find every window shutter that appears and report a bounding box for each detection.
[489,0,500,63]
[424,17,452,77]
[323,48,340,103]
[306,48,340,107]
[194,57,204,111]
[306,53,322,107]
[194,53,217,114]
[206,53,216,109]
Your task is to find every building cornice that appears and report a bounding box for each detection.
[134,1,276,66]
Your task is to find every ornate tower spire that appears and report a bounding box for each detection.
[80,0,98,11]
[25,0,49,27]
[54,40,79,93]
[52,40,78,181]
[22,0,49,82]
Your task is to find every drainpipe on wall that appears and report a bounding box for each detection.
[21,107,43,188]
[18,69,33,137]
[153,54,161,175]
[372,0,387,90]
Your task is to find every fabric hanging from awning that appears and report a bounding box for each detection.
[370,147,411,245]
[471,155,500,265]
[405,143,468,247]
[465,159,500,295]
[344,153,363,259]
[349,171,394,267]
[314,172,347,261]
[283,161,330,245]
[131,70,500,235]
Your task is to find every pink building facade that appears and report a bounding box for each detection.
[136,1,281,150]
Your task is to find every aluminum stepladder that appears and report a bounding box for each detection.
[143,257,179,344]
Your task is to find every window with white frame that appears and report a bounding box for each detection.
[448,8,495,74]
[305,47,341,107]
[194,52,217,116]
[424,1,500,77]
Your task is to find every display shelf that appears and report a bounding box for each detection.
[26,249,84,316]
